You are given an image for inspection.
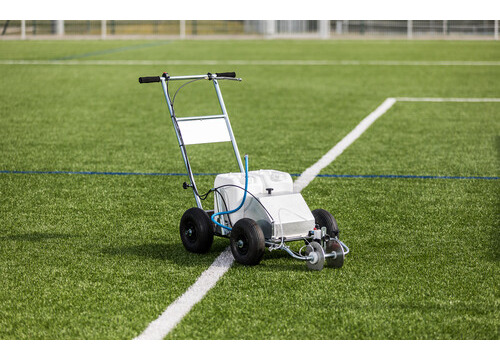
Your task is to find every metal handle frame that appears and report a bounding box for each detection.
[159,75,244,209]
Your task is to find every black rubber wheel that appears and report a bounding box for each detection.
[312,208,339,237]
[179,207,214,254]
[230,218,265,266]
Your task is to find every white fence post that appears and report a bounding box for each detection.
[319,20,330,39]
[407,20,413,39]
[266,20,276,38]
[180,20,186,39]
[443,20,448,36]
[21,20,26,40]
[495,20,498,40]
[56,20,64,36]
[336,20,343,35]
[101,20,107,39]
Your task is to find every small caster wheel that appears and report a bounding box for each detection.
[325,239,345,268]
[305,241,325,271]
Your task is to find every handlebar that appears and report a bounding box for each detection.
[138,72,240,83]
[138,76,161,83]
[215,72,236,78]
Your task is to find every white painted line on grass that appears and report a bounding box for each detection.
[293,97,397,192]
[294,96,500,192]
[1,60,500,66]
[397,97,500,102]
[134,247,234,340]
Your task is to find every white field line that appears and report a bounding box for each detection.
[293,97,397,192]
[134,96,500,339]
[1,59,500,66]
[294,96,500,192]
[134,247,234,340]
[397,97,500,102]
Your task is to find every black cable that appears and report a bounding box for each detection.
[190,186,212,201]
[172,78,204,105]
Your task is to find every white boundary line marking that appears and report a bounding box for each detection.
[294,96,500,192]
[293,97,397,192]
[134,247,234,340]
[135,96,500,339]
[397,97,500,102]
[1,60,500,66]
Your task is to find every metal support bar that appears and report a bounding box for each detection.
[176,115,226,122]
[160,78,203,209]
[280,244,314,261]
[267,237,349,261]
[168,74,208,81]
[338,239,350,255]
[167,74,240,82]
[155,73,244,208]
[212,78,244,172]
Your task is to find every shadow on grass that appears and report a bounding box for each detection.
[101,238,229,266]
[0,233,79,242]
[101,237,317,271]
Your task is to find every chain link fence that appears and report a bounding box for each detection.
[1,20,498,39]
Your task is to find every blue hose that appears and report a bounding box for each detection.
[211,154,248,231]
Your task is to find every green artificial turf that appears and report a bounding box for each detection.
[328,102,500,177]
[0,39,498,339]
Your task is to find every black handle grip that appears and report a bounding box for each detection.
[139,76,161,84]
[216,72,236,78]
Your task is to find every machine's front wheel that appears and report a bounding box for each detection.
[230,218,265,266]
[180,207,214,253]
[312,208,339,237]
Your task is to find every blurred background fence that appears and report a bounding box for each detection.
[1,20,499,40]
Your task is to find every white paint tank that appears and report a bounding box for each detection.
[214,170,315,238]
